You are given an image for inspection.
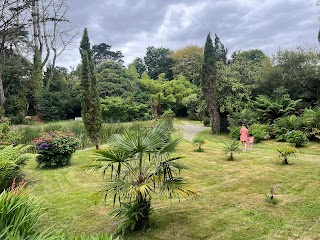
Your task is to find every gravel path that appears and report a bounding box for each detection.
[174,122,209,141]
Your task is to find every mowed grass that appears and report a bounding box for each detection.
[23,126,320,239]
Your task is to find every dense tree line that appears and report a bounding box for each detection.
[1,2,319,136]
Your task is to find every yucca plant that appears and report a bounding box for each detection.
[94,118,197,234]
[0,145,31,191]
[224,140,241,160]
[276,146,297,164]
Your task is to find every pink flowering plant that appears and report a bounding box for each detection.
[33,130,79,168]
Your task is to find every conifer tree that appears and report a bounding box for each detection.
[79,28,102,149]
[201,33,221,133]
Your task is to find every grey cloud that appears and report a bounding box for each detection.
[57,0,320,68]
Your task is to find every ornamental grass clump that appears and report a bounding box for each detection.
[33,130,78,168]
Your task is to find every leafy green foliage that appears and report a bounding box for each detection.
[34,130,78,168]
[0,184,53,239]
[0,122,22,145]
[227,109,258,128]
[300,107,320,139]
[0,184,116,240]
[254,94,302,123]
[139,73,198,117]
[181,93,204,120]
[144,46,173,79]
[270,47,320,103]
[192,136,206,152]
[92,43,124,66]
[128,57,146,77]
[171,45,203,86]
[0,145,31,191]
[224,140,241,160]
[101,96,150,122]
[276,147,297,164]
[272,115,302,141]
[228,126,241,140]
[94,119,196,234]
[249,123,269,143]
[95,61,137,99]
[286,130,308,147]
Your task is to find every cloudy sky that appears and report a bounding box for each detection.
[58,0,320,68]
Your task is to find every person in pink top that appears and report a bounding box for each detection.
[248,134,254,151]
[239,123,249,151]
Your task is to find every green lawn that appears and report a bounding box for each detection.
[24,126,320,239]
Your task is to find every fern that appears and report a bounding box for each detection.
[0,145,31,191]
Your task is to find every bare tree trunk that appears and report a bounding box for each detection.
[0,72,5,106]
[0,49,6,106]
[207,83,221,134]
[212,88,220,133]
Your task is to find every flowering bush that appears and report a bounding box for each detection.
[33,130,78,168]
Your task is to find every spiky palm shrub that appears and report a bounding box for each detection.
[224,140,241,160]
[276,147,297,164]
[192,136,206,152]
[227,108,258,127]
[0,145,31,191]
[300,107,320,139]
[272,115,302,141]
[254,94,301,123]
[94,119,196,234]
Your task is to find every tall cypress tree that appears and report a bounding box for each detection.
[79,28,102,149]
[201,32,220,133]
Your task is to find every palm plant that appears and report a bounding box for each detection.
[228,108,258,127]
[254,94,302,123]
[276,147,297,164]
[94,119,196,234]
[192,136,206,152]
[272,115,302,141]
[224,140,241,160]
[301,107,320,139]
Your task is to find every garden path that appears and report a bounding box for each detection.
[174,121,209,141]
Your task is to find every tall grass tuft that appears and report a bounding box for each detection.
[0,183,55,239]
[0,183,117,239]
[15,120,153,149]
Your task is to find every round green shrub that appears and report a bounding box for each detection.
[203,117,210,127]
[33,130,78,168]
[286,130,308,147]
[229,126,241,140]
[249,123,270,143]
